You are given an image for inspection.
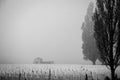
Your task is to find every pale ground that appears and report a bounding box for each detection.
[0,64,120,80]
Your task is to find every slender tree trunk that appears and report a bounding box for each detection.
[109,31,115,80]
[93,61,96,65]
[111,66,115,80]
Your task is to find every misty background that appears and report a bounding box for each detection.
[0,0,95,64]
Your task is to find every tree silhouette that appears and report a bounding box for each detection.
[81,2,100,65]
[93,0,120,80]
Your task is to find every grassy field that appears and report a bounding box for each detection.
[0,64,120,80]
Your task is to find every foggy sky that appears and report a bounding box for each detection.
[0,0,94,64]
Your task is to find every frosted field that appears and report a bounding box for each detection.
[0,64,120,80]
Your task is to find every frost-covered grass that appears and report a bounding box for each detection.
[0,64,120,80]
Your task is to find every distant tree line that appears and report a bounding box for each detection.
[33,57,54,64]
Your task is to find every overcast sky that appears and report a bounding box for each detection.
[0,0,94,64]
